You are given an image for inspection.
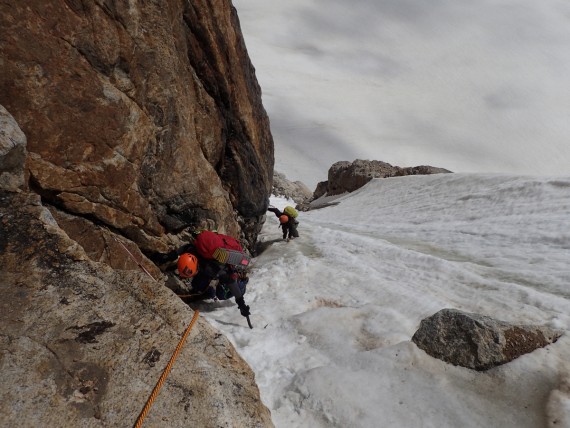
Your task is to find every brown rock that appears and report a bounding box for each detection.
[0,0,273,254]
[314,159,452,198]
[0,1,278,423]
[46,205,164,279]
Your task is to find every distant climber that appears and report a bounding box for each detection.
[268,205,299,241]
[154,230,251,323]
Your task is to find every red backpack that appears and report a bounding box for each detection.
[194,230,251,269]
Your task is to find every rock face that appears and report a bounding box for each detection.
[0,0,274,254]
[271,171,312,204]
[412,309,563,371]
[1,1,277,424]
[0,108,274,426]
[313,159,452,199]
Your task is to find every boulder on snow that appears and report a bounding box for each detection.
[412,308,563,371]
[313,159,452,199]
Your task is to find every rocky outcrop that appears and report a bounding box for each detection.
[313,159,452,199]
[1,0,277,423]
[0,106,273,426]
[0,105,27,192]
[271,171,312,205]
[0,0,274,255]
[412,309,563,371]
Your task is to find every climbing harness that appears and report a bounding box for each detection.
[134,310,200,428]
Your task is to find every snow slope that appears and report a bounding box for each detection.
[197,173,570,427]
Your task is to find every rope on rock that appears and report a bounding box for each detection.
[133,310,200,428]
[107,229,206,300]
[112,235,158,282]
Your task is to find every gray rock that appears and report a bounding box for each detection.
[0,105,27,192]
[412,308,563,371]
[272,171,312,204]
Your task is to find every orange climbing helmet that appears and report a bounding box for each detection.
[177,253,199,278]
[279,214,289,224]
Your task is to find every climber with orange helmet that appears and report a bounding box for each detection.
[177,252,199,278]
[153,231,251,323]
[268,205,299,241]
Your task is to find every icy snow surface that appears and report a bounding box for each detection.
[196,173,570,428]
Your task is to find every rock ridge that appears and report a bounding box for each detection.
[313,159,452,199]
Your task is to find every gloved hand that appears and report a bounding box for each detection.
[240,304,251,317]
[236,297,250,317]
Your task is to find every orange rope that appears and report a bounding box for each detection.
[133,310,200,428]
